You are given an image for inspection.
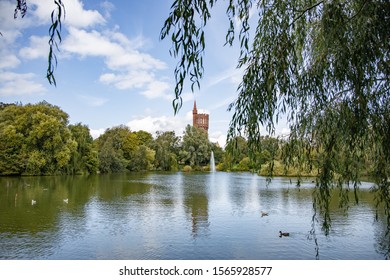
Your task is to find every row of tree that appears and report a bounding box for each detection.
[0,101,376,177]
[0,102,222,175]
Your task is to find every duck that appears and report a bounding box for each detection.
[279,231,289,237]
[63,198,68,204]
[261,211,269,217]
[31,199,36,205]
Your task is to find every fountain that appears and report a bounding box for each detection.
[210,151,216,172]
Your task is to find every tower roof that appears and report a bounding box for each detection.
[193,100,197,113]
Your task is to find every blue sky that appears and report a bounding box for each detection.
[0,0,289,147]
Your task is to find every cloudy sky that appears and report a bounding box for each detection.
[0,0,289,147]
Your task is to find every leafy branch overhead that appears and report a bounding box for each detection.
[160,0,215,114]
[47,0,65,86]
[13,0,65,86]
[162,0,389,231]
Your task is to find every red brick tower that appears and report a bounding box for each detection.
[192,100,209,133]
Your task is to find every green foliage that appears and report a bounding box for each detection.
[180,125,212,167]
[182,165,192,172]
[152,131,180,171]
[135,130,154,147]
[0,102,76,175]
[95,126,156,172]
[225,136,248,166]
[161,0,216,113]
[128,145,156,171]
[68,123,99,175]
[94,125,132,173]
[97,137,127,173]
[163,0,390,233]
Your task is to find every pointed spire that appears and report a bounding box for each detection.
[193,99,198,115]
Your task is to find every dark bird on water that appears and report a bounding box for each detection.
[279,231,289,237]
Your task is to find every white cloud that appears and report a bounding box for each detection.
[106,50,166,71]
[0,71,46,96]
[0,54,21,69]
[90,128,106,139]
[63,27,166,71]
[91,110,227,147]
[209,131,227,148]
[100,1,115,19]
[63,27,120,57]
[206,67,243,88]
[141,80,171,100]
[1,0,172,102]
[127,111,192,136]
[181,91,195,103]
[78,95,109,107]
[29,0,105,28]
[99,71,153,90]
[64,27,170,99]
[210,94,236,111]
[0,1,28,44]
[19,36,49,59]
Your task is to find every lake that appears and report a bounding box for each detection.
[0,172,388,260]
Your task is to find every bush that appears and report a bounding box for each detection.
[182,165,192,172]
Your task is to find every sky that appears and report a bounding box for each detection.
[0,0,289,147]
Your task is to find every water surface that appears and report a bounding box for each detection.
[0,172,388,259]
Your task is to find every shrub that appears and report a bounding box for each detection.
[182,165,192,172]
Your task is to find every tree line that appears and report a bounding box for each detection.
[1,101,378,178]
[0,101,218,175]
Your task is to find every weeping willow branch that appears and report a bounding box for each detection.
[47,0,65,86]
[290,0,324,27]
[8,1,65,86]
[14,0,27,19]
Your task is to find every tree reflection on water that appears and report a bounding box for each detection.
[310,178,390,260]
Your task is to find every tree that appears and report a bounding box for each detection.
[153,131,180,171]
[94,126,156,172]
[0,101,77,175]
[68,123,99,174]
[94,125,133,173]
[161,0,389,233]
[129,145,156,171]
[180,125,211,167]
[135,130,154,147]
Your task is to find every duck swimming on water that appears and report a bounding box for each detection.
[261,211,269,217]
[279,231,289,237]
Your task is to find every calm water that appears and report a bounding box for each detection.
[0,172,388,260]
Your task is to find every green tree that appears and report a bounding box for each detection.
[95,125,133,173]
[68,123,99,175]
[0,102,76,175]
[0,105,25,174]
[98,137,127,173]
[162,0,389,232]
[153,131,180,171]
[180,125,211,167]
[95,126,155,172]
[135,130,154,147]
[224,136,248,168]
[129,145,156,171]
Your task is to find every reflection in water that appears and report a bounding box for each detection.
[310,179,390,260]
[0,172,388,259]
[182,174,210,237]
